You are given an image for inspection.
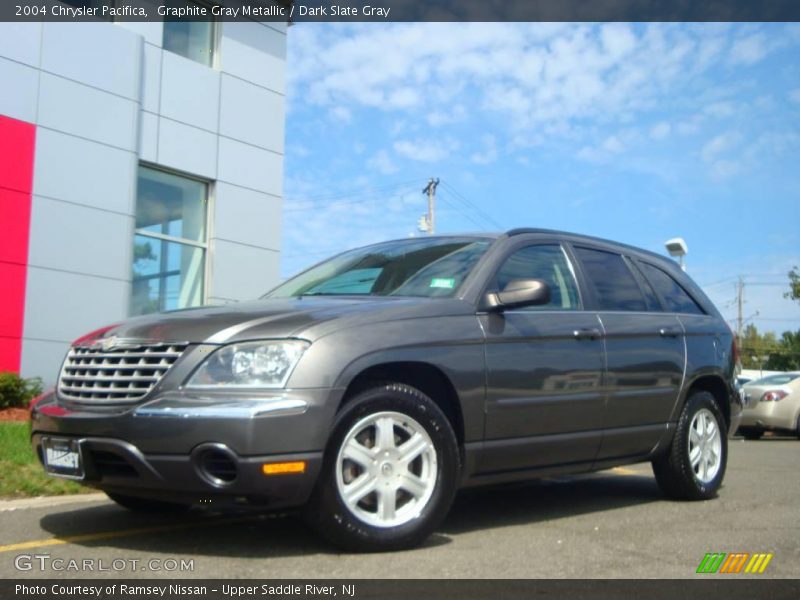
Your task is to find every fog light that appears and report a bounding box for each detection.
[262,461,306,475]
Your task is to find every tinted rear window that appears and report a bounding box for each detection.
[639,262,705,315]
[749,374,799,386]
[573,247,647,311]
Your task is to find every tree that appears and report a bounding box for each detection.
[786,266,800,304]
[738,324,779,369]
[764,330,800,371]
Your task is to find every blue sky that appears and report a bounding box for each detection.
[281,23,800,335]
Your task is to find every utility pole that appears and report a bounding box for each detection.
[737,276,745,342]
[421,177,439,235]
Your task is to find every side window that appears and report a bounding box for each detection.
[630,263,663,311]
[639,263,705,315]
[493,245,581,310]
[163,1,216,67]
[573,247,647,311]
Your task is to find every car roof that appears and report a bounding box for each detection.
[380,228,673,267]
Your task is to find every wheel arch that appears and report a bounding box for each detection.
[682,374,732,429]
[338,361,466,447]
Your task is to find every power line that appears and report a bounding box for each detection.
[284,180,420,212]
[438,190,492,232]
[440,181,505,230]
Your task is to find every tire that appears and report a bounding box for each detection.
[795,412,800,440]
[652,390,728,500]
[304,383,460,552]
[106,492,189,513]
[739,427,763,441]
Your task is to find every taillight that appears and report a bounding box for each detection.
[761,390,788,402]
[726,323,742,374]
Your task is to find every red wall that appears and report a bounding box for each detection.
[0,115,36,372]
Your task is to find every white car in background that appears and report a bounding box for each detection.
[738,373,800,440]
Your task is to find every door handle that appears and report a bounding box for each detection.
[659,327,681,337]
[574,328,602,340]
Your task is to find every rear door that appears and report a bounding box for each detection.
[571,245,686,460]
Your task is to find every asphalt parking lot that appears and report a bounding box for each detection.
[1,438,797,579]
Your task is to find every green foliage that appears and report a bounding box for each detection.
[785,266,800,304]
[0,423,86,497]
[764,330,800,371]
[0,372,44,410]
[739,325,800,371]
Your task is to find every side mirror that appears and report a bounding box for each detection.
[486,279,551,312]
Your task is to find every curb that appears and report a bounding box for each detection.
[0,493,108,512]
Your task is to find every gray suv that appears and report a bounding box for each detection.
[32,229,741,551]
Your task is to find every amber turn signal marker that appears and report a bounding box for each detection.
[262,461,306,475]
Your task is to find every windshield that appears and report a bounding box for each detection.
[266,237,492,299]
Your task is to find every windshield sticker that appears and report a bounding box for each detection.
[430,278,456,289]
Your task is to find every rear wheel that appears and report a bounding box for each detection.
[106,492,189,513]
[305,383,460,552]
[652,390,727,500]
[795,412,800,440]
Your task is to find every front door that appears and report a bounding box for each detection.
[479,243,606,474]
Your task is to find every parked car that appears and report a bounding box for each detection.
[738,373,800,439]
[31,229,741,551]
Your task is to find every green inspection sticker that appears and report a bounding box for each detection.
[430,278,456,289]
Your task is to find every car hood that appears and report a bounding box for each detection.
[92,296,475,345]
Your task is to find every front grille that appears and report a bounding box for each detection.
[58,343,188,403]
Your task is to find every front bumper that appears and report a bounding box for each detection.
[30,387,342,508]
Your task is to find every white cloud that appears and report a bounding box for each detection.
[701,132,741,163]
[729,33,769,66]
[393,138,454,162]
[701,131,743,179]
[470,135,498,165]
[650,121,671,140]
[329,105,352,123]
[367,149,398,175]
[288,23,797,151]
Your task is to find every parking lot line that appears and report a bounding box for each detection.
[0,515,260,554]
[610,466,640,476]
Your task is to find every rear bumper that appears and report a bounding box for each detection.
[739,401,798,432]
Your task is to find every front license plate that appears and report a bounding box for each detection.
[42,437,84,479]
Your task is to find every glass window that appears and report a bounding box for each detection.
[574,247,647,311]
[162,1,215,66]
[639,262,705,315]
[132,167,208,316]
[750,373,799,386]
[266,238,492,299]
[492,245,581,310]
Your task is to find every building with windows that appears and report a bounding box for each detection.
[0,6,287,384]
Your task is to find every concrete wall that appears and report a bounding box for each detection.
[0,14,286,384]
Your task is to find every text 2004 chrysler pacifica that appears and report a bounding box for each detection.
[31,229,742,551]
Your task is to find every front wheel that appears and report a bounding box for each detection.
[305,383,460,552]
[652,390,727,500]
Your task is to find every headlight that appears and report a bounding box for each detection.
[185,340,309,389]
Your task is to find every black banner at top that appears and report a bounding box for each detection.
[3,0,800,23]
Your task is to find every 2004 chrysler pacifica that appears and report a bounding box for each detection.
[32,229,742,551]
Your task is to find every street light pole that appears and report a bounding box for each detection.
[664,237,688,271]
